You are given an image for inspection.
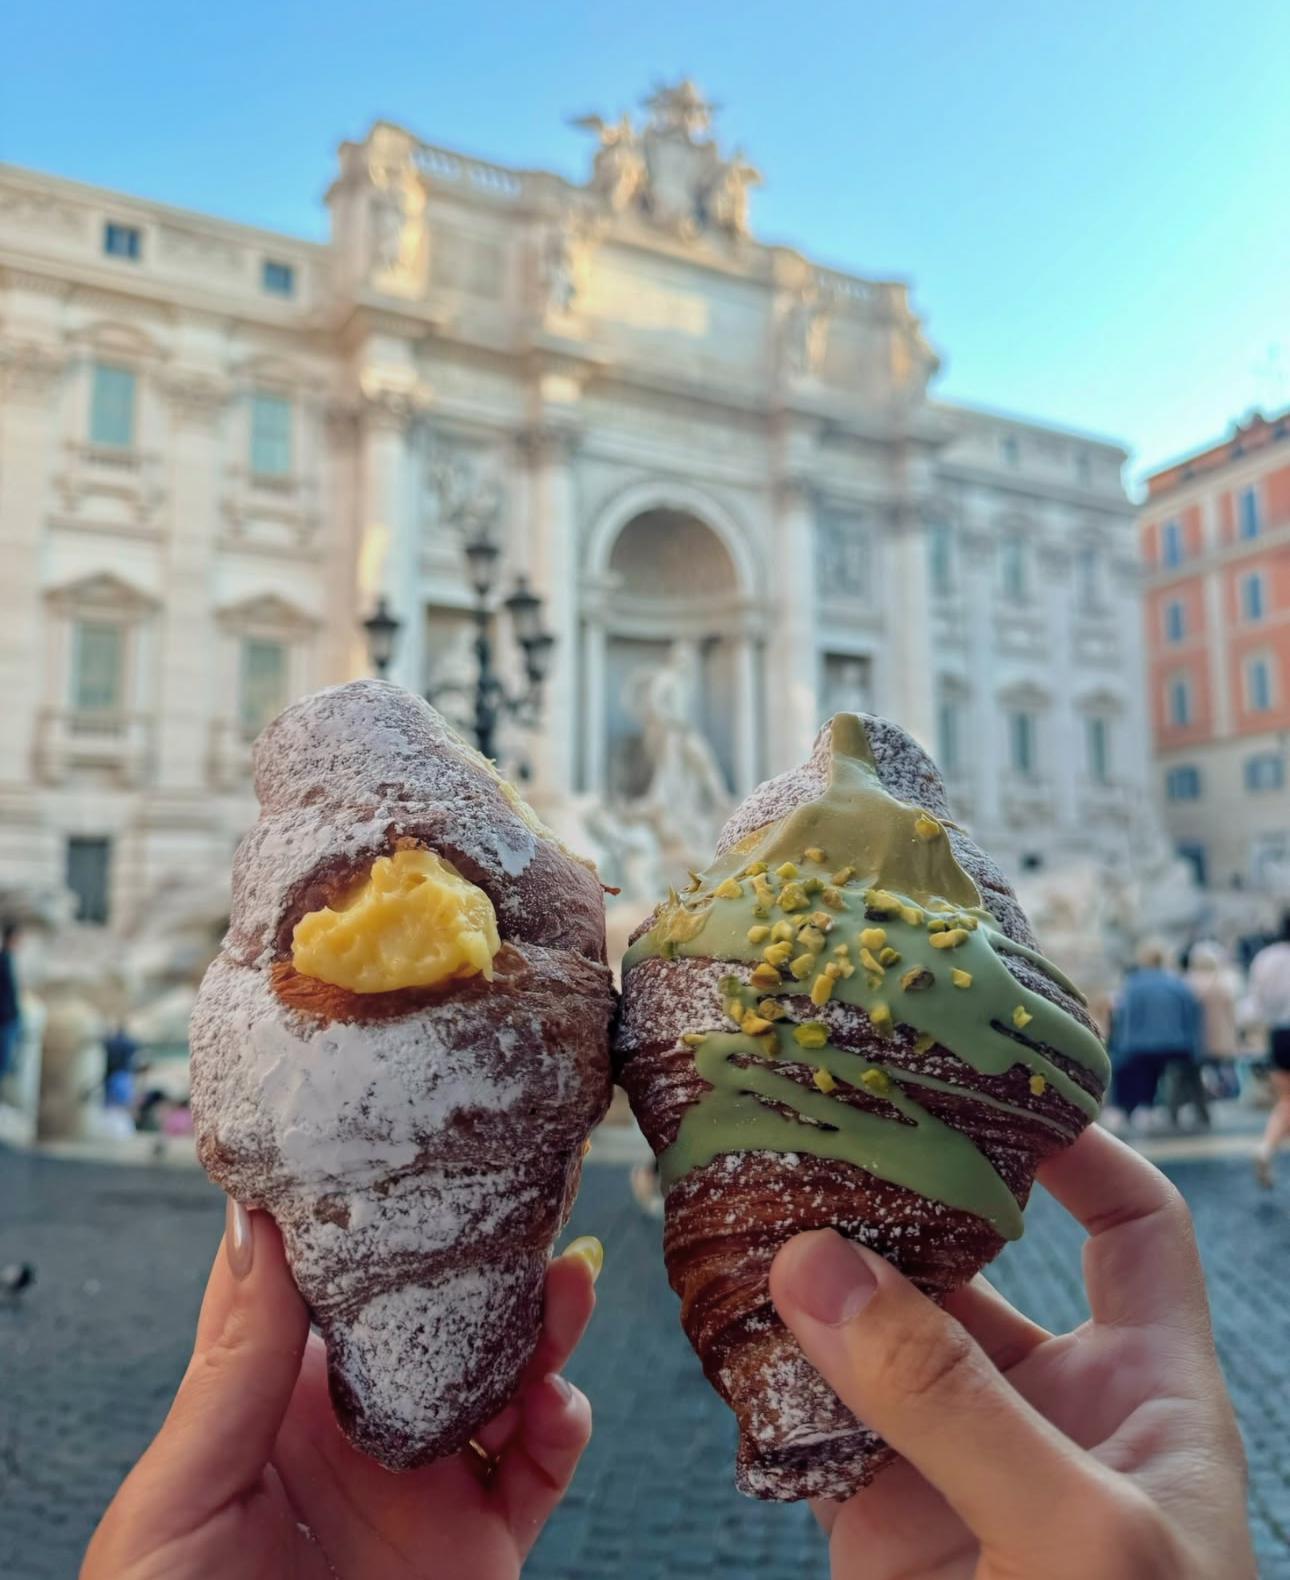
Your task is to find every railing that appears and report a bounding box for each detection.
[35,708,153,785]
[413,143,526,202]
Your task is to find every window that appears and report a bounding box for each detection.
[89,362,136,448]
[1086,716,1110,783]
[928,522,953,597]
[1176,842,1207,887]
[1240,572,1265,622]
[239,638,287,734]
[71,621,124,713]
[1166,765,1201,801]
[1076,546,1099,612]
[67,836,112,925]
[1000,434,1019,467]
[1008,710,1036,774]
[1161,519,1183,567]
[1163,599,1185,643]
[262,259,295,296]
[936,696,959,774]
[103,222,141,260]
[1246,655,1273,713]
[1167,674,1191,726]
[1001,535,1027,601]
[1245,754,1285,792]
[249,393,291,477]
[1239,486,1260,540]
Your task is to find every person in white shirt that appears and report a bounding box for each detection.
[1249,913,1290,1187]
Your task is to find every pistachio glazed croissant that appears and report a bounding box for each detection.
[190,680,614,1470]
[616,713,1109,1501]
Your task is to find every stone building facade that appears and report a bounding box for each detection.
[0,83,1143,930]
[1139,409,1290,895]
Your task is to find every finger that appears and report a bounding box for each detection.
[1038,1125,1208,1333]
[474,1242,598,1456]
[492,1372,592,1558]
[943,1276,1051,1373]
[771,1230,1095,1546]
[148,1204,309,1523]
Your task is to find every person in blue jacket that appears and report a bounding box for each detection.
[1110,939,1209,1126]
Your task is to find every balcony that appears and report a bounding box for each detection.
[35,708,153,786]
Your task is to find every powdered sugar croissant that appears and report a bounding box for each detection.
[616,713,1109,1500]
[190,680,614,1470]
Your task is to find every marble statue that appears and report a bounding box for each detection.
[575,79,759,242]
[540,226,581,315]
[624,640,730,866]
[785,281,833,378]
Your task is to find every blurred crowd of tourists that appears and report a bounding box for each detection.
[1103,913,1290,1185]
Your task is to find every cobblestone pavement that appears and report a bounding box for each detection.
[1,1141,1288,1578]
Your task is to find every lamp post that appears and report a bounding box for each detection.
[360,532,555,765]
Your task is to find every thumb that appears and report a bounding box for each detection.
[770,1229,1090,1543]
[146,1201,310,1522]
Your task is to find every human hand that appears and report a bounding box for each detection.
[82,1203,599,1580]
[770,1125,1255,1579]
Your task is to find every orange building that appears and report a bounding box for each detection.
[1140,410,1290,892]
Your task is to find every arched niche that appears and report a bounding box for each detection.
[593,505,753,802]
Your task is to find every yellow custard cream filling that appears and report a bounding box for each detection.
[291,849,500,993]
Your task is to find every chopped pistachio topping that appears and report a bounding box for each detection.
[951,967,973,988]
[789,953,817,980]
[860,927,887,951]
[823,961,843,980]
[1012,1005,1034,1029]
[864,888,901,917]
[810,974,834,1006]
[792,1021,829,1048]
[913,1031,935,1054]
[914,814,942,842]
[770,919,796,943]
[779,882,809,912]
[758,998,787,1020]
[1029,1073,1047,1096]
[804,846,827,864]
[680,1031,706,1047]
[859,946,885,974]
[803,877,824,895]
[929,928,969,950]
[869,1001,894,1037]
[747,924,771,944]
[813,1066,837,1093]
[714,877,743,900]
[821,886,847,910]
[742,1014,773,1035]
[750,963,782,988]
[809,910,835,932]
[901,965,935,992]
[832,942,852,957]
[831,865,856,885]
[797,925,827,955]
[764,941,794,968]
[776,862,798,879]
[743,861,768,876]
[900,905,923,927]
[860,1068,892,1096]
[878,946,902,967]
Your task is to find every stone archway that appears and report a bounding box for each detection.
[580,504,762,838]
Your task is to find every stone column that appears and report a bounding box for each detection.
[154,375,226,792]
[519,426,579,802]
[359,390,421,694]
[882,504,936,748]
[960,527,1001,835]
[0,343,65,891]
[732,621,761,793]
[771,476,819,772]
[1041,542,1080,834]
[580,587,610,796]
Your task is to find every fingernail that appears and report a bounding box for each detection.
[545,1372,574,1404]
[225,1197,254,1281]
[563,1235,603,1285]
[793,1231,878,1326]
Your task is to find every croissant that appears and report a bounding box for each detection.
[189,680,614,1470]
[616,713,1109,1501]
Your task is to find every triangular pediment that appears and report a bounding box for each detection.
[43,571,159,614]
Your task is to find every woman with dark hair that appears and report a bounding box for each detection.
[1249,913,1290,1187]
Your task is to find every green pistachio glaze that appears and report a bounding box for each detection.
[622,714,1109,1239]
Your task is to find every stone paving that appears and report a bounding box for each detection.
[0,1139,1287,1579]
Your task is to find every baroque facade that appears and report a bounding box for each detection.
[1139,409,1290,895]
[0,82,1144,931]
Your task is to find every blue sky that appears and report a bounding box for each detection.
[4,0,1288,485]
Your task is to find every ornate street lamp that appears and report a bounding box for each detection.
[360,537,555,766]
[361,597,402,678]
